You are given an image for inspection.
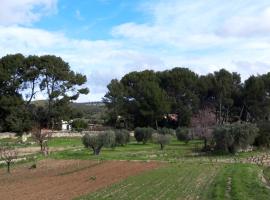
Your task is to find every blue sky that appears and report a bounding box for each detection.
[1,0,270,102]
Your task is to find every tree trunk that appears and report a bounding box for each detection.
[95,148,100,155]
[219,100,222,124]
[7,162,10,173]
[204,138,207,150]
[40,142,43,152]
[92,146,102,155]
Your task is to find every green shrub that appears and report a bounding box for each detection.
[152,133,172,150]
[134,127,155,144]
[82,130,115,155]
[254,121,270,148]
[176,127,191,144]
[213,123,259,153]
[158,127,175,135]
[72,119,88,132]
[115,129,130,146]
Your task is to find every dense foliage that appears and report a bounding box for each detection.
[115,129,130,146]
[152,133,172,150]
[213,123,259,153]
[134,127,155,144]
[72,119,88,132]
[254,121,270,148]
[104,67,270,130]
[0,54,89,133]
[176,127,191,144]
[158,127,175,135]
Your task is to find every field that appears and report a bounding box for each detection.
[0,159,160,200]
[1,137,270,200]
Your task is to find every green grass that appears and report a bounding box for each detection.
[76,163,222,200]
[49,139,202,161]
[48,137,82,148]
[76,163,270,200]
[263,167,270,183]
[203,164,270,200]
[49,138,264,163]
[1,136,270,200]
[0,137,37,148]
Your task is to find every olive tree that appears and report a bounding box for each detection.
[254,121,270,148]
[134,127,155,144]
[213,122,259,153]
[115,129,130,146]
[152,133,172,150]
[158,127,175,135]
[176,127,191,144]
[82,130,115,155]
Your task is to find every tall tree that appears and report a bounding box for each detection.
[158,68,199,126]
[244,75,270,121]
[103,79,127,126]
[121,70,170,128]
[198,69,242,124]
[39,55,89,128]
[0,54,31,133]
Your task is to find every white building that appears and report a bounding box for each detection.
[61,120,73,131]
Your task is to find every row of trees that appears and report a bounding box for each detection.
[0,54,89,134]
[82,127,176,155]
[82,129,130,155]
[103,68,270,129]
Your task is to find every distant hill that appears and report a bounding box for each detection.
[31,100,106,123]
[71,102,106,123]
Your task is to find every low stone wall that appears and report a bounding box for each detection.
[1,130,133,139]
[0,132,17,139]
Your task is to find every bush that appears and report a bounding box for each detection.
[176,127,191,144]
[254,121,270,148]
[134,127,155,144]
[158,127,175,135]
[115,129,130,146]
[213,123,259,153]
[82,130,115,155]
[152,133,172,150]
[72,119,88,132]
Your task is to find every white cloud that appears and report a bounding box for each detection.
[220,7,270,37]
[1,0,270,101]
[0,25,165,101]
[111,0,270,79]
[0,0,57,25]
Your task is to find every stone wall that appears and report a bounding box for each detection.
[0,132,17,139]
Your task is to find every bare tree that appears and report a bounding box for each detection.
[190,107,216,150]
[31,126,52,156]
[0,146,18,173]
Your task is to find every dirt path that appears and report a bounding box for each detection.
[0,159,162,200]
[16,146,78,156]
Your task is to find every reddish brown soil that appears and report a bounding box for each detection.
[0,159,161,200]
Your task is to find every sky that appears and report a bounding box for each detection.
[1,0,270,102]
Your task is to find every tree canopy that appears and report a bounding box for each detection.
[0,54,89,133]
[104,67,270,129]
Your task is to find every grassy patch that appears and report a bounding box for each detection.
[49,138,265,163]
[76,163,221,200]
[0,137,36,148]
[49,139,200,161]
[48,137,83,148]
[263,167,270,183]
[203,163,270,200]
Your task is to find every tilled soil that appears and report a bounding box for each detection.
[0,159,161,200]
